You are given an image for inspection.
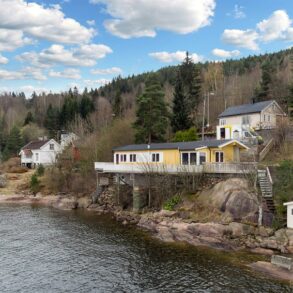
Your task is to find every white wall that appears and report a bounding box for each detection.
[286,204,293,229]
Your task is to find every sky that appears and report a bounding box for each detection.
[0,0,292,97]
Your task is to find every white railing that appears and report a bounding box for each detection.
[259,138,274,161]
[94,162,256,174]
[266,166,273,185]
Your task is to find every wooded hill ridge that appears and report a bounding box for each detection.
[0,48,292,160]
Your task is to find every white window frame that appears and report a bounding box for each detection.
[215,151,224,163]
[181,152,197,165]
[35,153,39,161]
[130,154,137,162]
[220,119,226,126]
[120,154,127,162]
[199,152,206,165]
[151,153,160,162]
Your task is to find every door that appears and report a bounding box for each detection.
[220,128,225,139]
[116,154,119,164]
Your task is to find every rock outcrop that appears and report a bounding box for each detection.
[0,174,7,188]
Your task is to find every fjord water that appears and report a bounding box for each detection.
[0,205,290,293]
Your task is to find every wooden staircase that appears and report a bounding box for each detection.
[258,168,275,213]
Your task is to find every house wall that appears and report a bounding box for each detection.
[114,144,243,166]
[220,113,261,129]
[287,204,293,229]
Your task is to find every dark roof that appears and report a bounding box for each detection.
[21,140,50,150]
[218,100,274,118]
[113,139,236,152]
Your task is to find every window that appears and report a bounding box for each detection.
[220,119,226,126]
[190,153,197,165]
[215,151,224,163]
[199,153,206,165]
[120,154,127,162]
[152,153,160,162]
[49,144,54,150]
[181,153,189,165]
[263,114,266,122]
[242,115,251,125]
[291,208,293,216]
[35,153,39,161]
[268,115,271,122]
[130,154,137,162]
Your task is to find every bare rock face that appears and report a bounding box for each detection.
[198,178,259,222]
[0,174,7,188]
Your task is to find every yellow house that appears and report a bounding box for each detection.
[113,139,249,166]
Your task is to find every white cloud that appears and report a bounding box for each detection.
[20,85,49,97]
[222,29,259,50]
[228,5,246,19]
[257,10,291,42]
[17,44,113,67]
[87,20,96,26]
[0,69,24,80]
[0,53,8,64]
[84,78,111,87]
[90,0,216,38]
[0,29,32,52]
[91,67,122,75]
[49,68,81,79]
[0,0,95,47]
[212,48,240,58]
[149,51,203,63]
[0,67,46,80]
[285,27,293,42]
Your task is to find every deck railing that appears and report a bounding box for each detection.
[94,162,256,175]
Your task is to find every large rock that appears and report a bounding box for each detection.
[0,174,7,188]
[198,178,259,222]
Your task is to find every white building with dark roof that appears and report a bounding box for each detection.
[19,138,62,168]
[216,100,286,140]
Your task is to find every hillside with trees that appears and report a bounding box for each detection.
[0,48,293,164]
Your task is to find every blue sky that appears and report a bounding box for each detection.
[0,0,292,97]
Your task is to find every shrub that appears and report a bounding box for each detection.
[36,164,45,177]
[30,174,40,195]
[172,127,198,142]
[163,195,181,211]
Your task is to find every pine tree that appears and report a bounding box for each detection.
[113,91,123,118]
[171,74,191,132]
[44,104,60,138]
[133,74,169,144]
[256,61,275,102]
[23,111,34,125]
[3,126,23,159]
[80,89,95,119]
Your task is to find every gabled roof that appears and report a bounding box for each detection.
[113,139,248,152]
[21,140,50,150]
[218,100,274,118]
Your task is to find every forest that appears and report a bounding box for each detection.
[0,47,293,163]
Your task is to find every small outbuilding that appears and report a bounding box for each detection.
[284,202,293,229]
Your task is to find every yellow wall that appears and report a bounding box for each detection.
[115,143,244,165]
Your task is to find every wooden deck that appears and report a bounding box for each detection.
[94,162,257,175]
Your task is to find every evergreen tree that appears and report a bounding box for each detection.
[3,126,23,159]
[256,61,275,102]
[80,89,95,119]
[171,74,191,132]
[133,74,169,144]
[23,111,34,125]
[44,104,60,138]
[113,91,123,118]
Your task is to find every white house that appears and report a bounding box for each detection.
[20,138,62,168]
[60,132,79,149]
[216,100,286,140]
[284,202,293,229]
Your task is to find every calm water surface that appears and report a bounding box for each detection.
[0,204,291,293]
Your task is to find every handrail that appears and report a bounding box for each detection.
[266,166,273,185]
[259,138,274,161]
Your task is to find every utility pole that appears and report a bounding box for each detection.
[201,94,206,141]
